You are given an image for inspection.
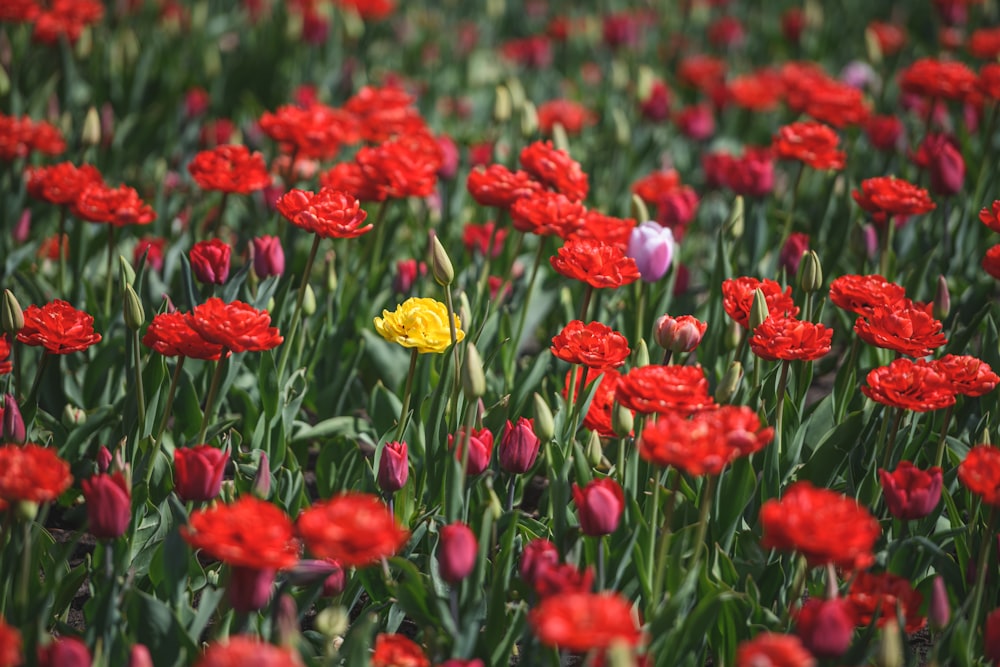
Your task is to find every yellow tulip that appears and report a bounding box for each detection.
[373,297,464,354]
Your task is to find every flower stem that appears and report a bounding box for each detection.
[778,163,805,254]
[276,234,322,382]
[197,352,228,445]
[394,349,420,443]
[103,226,116,319]
[881,407,904,470]
[132,327,147,454]
[444,286,461,429]
[968,507,997,657]
[651,471,680,612]
[57,207,68,298]
[774,360,790,467]
[579,284,594,323]
[512,240,547,358]
[210,192,230,239]
[506,474,516,513]
[934,404,955,468]
[146,356,186,486]
[596,536,606,591]
[691,474,717,568]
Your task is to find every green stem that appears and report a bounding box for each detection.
[691,474,717,568]
[364,201,392,294]
[651,471,680,612]
[774,360,790,465]
[103,226,116,319]
[578,284,594,323]
[646,470,659,593]
[26,351,51,412]
[131,327,147,455]
[276,234,322,382]
[634,281,647,347]
[210,192,230,239]
[196,353,228,445]
[146,357,186,486]
[57,207,68,298]
[881,407,904,470]
[968,507,997,657]
[444,286,461,428]
[778,163,805,253]
[934,404,955,468]
[394,349,419,443]
[879,220,896,279]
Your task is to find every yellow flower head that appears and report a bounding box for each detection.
[373,297,464,354]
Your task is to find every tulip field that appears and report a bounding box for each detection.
[5,0,1000,665]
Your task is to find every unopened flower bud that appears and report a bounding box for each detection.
[520,100,538,137]
[462,343,487,398]
[429,232,454,286]
[930,575,950,629]
[15,500,38,522]
[123,283,145,331]
[654,314,707,355]
[438,522,478,584]
[586,429,603,468]
[877,619,903,667]
[325,251,337,291]
[725,319,742,351]
[252,452,271,498]
[301,284,316,316]
[277,594,299,647]
[749,288,770,331]
[552,121,570,153]
[532,393,555,442]
[3,394,25,443]
[934,275,950,321]
[458,292,472,335]
[633,339,650,367]
[315,606,349,638]
[488,485,503,519]
[611,401,633,438]
[724,196,745,239]
[1,289,23,336]
[128,645,153,667]
[612,108,631,146]
[82,106,101,147]
[377,441,409,494]
[494,85,512,123]
[499,418,540,474]
[62,404,86,427]
[97,445,112,473]
[286,559,341,587]
[798,250,823,294]
[715,362,744,404]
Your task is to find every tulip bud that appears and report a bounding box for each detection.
[13,210,31,244]
[62,404,86,427]
[612,107,631,146]
[16,500,38,522]
[438,522,478,584]
[552,121,570,153]
[930,575,950,630]
[798,250,823,294]
[878,461,942,520]
[461,342,486,398]
[277,594,299,647]
[627,221,675,283]
[585,429,603,468]
[633,339,650,367]
[520,101,538,137]
[128,645,153,667]
[315,606,349,639]
[1,289,23,337]
[97,445,112,473]
[429,232,454,286]
[532,393,555,442]
[572,478,625,536]
[630,194,650,224]
[173,445,227,502]
[252,452,271,498]
[934,275,950,321]
[611,401,633,438]
[81,472,131,540]
[654,314,707,355]
[301,284,316,316]
[499,417,540,474]
[494,85,512,123]
[38,636,91,667]
[794,598,854,659]
[749,288,770,331]
[876,619,903,667]
[377,441,409,494]
[81,106,101,147]
[724,319,742,351]
[252,236,285,278]
[715,362,744,404]
[325,251,337,291]
[520,538,559,586]
[189,239,231,285]
[3,394,25,443]
[724,196,745,239]
[229,565,276,613]
[123,283,145,331]
[985,608,1000,663]
[487,484,503,519]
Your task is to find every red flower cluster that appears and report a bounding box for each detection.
[550,238,640,289]
[194,636,302,667]
[74,183,157,227]
[862,358,956,412]
[751,315,833,362]
[900,57,977,101]
[846,571,926,633]
[466,165,543,210]
[0,113,65,161]
[277,188,371,239]
[570,210,636,249]
[343,84,421,143]
[511,191,586,238]
[520,538,595,599]
[854,302,947,357]
[355,130,443,199]
[615,364,714,415]
[736,633,815,667]
[26,162,103,206]
[296,492,409,567]
[783,63,870,128]
[852,176,935,226]
[18,300,101,354]
[462,222,507,258]
[188,145,271,194]
[0,444,73,504]
[143,311,226,360]
[722,277,799,328]
[703,147,774,197]
[30,0,104,45]
[829,274,907,316]
[537,100,596,136]
[187,298,283,353]
[639,406,774,475]
[760,481,880,570]
[182,496,299,570]
[958,445,1000,505]
[931,354,999,397]
[551,320,630,370]
[771,121,846,170]
[529,592,642,652]
[520,141,589,202]
[0,616,21,667]
[563,368,627,438]
[259,102,359,160]
[371,634,429,667]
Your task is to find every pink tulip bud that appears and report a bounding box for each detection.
[779,232,810,277]
[252,236,285,278]
[13,210,31,244]
[128,645,153,667]
[653,314,707,355]
[3,393,25,443]
[438,522,478,584]
[572,478,625,536]
[520,538,559,587]
[253,452,271,498]
[377,441,409,494]
[81,472,131,540]
[97,446,113,473]
[38,637,91,667]
[930,575,950,629]
[228,565,275,613]
[794,598,854,659]
[627,221,675,283]
[878,461,943,520]
[499,418,540,474]
[173,445,227,502]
